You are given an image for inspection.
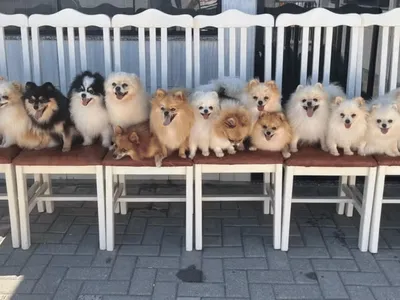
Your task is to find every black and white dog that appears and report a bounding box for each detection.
[68,71,112,148]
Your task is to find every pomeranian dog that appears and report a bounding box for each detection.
[105,72,149,129]
[150,89,194,158]
[326,96,368,156]
[188,91,220,159]
[286,83,345,152]
[113,121,164,167]
[69,71,112,148]
[358,102,400,156]
[210,100,251,157]
[23,82,76,152]
[249,111,292,158]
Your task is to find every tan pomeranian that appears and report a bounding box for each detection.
[112,121,164,167]
[150,89,194,158]
[249,111,292,158]
[210,100,251,157]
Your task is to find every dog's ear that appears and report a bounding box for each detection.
[354,97,365,107]
[314,83,324,90]
[265,80,279,92]
[25,82,37,91]
[296,85,303,92]
[276,111,287,122]
[248,78,260,89]
[114,126,123,135]
[154,88,167,99]
[129,132,140,144]
[191,91,203,100]
[43,82,56,92]
[209,91,219,100]
[174,90,186,101]
[224,117,237,128]
[392,103,399,112]
[371,104,380,111]
[334,96,344,105]
[12,82,23,92]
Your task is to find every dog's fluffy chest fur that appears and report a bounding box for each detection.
[157,121,189,151]
[0,104,30,138]
[106,95,149,128]
[190,117,213,145]
[288,108,328,143]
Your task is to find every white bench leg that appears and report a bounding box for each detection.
[369,166,385,253]
[336,176,347,215]
[96,166,106,250]
[271,173,275,215]
[358,167,377,252]
[34,174,45,213]
[273,165,283,250]
[195,165,202,250]
[119,175,127,215]
[16,166,30,250]
[281,166,294,251]
[106,166,115,251]
[185,166,193,251]
[263,173,270,214]
[5,164,20,248]
[346,176,356,217]
[42,174,54,213]
[113,174,120,213]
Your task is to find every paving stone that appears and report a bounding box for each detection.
[119,245,159,256]
[92,249,118,267]
[49,215,75,233]
[177,283,225,297]
[223,227,242,246]
[290,259,319,284]
[120,234,142,245]
[152,282,177,300]
[54,280,83,300]
[346,286,376,300]
[377,260,400,285]
[273,284,322,299]
[19,264,47,280]
[324,237,352,259]
[243,236,265,257]
[225,270,249,298]
[203,219,222,236]
[0,279,36,294]
[81,281,129,295]
[126,218,147,234]
[148,218,184,226]
[248,270,294,284]
[265,248,290,270]
[180,250,202,269]
[300,227,325,247]
[31,233,64,243]
[203,236,222,247]
[316,271,348,299]
[110,256,136,280]
[249,284,275,300]
[50,255,93,267]
[288,247,330,259]
[203,247,243,258]
[202,259,224,283]
[373,249,400,260]
[5,248,35,266]
[33,266,67,294]
[129,269,156,295]
[142,226,163,245]
[372,287,400,300]
[340,271,389,286]
[36,244,77,255]
[103,297,150,300]
[8,295,53,300]
[224,258,268,270]
[76,234,99,255]
[156,269,181,282]
[136,257,179,269]
[223,218,259,227]
[312,259,359,271]
[65,267,111,280]
[160,235,182,257]
[241,227,273,236]
[78,295,103,300]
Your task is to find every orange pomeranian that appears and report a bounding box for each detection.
[112,121,165,167]
[249,111,292,158]
[150,89,194,158]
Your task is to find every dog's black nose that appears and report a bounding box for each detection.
[115,86,121,92]
[345,119,350,124]
[382,123,387,128]
[307,102,312,107]
[266,131,271,135]
[112,154,117,159]
[204,109,208,114]
[81,93,86,99]
[164,111,169,116]
[33,104,38,110]
[258,100,263,106]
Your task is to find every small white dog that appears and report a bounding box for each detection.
[105,72,149,129]
[286,83,345,152]
[326,96,368,156]
[69,71,112,147]
[358,102,400,156]
[188,91,220,159]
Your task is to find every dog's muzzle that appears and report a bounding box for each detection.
[380,123,389,134]
[163,111,177,126]
[264,130,274,141]
[344,119,352,129]
[114,86,127,100]
[303,102,319,117]
[257,100,265,112]
[81,93,93,106]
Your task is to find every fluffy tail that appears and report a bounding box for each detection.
[211,77,246,100]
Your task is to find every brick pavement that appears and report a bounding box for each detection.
[0,180,399,299]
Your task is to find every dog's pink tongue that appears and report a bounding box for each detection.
[306,107,314,117]
[345,123,351,129]
[163,115,172,126]
[381,128,389,134]
[257,105,264,112]
[35,109,44,120]
[82,98,92,106]
[203,113,210,119]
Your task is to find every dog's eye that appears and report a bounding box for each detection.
[199,106,203,110]
[170,108,176,112]
[377,119,381,123]
[262,125,267,129]
[351,114,356,118]
[28,98,34,104]
[264,96,269,100]
[302,99,306,103]
[313,98,318,102]
[340,113,345,118]
[272,127,277,130]
[112,82,116,87]
[160,107,165,111]
[253,96,258,100]
[87,88,94,94]
[122,83,128,88]
[388,119,393,123]
[2,95,8,100]
[209,106,213,110]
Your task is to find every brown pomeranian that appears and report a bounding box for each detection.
[113,121,165,167]
[150,89,194,158]
[249,111,292,158]
[210,100,251,157]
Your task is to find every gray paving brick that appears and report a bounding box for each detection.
[50,255,93,267]
[204,219,222,236]
[351,249,380,272]
[103,297,150,300]
[312,259,359,271]
[120,234,142,245]
[177,283,224,297]
[160,235,182,257]
[49,215,75,233]
[152,282,177,300]
[156,269,180,282]
[36,244,77,255]
[78,295,103,300]
[324,237,352,259]
[203,247,243,258]
[5,248,35,266]
[274,284,322,299]
[0,279,36,294]
[372,287,400,300]
[202,259,224,283]
[243,236,265,257]
[142,226,163,245]
[242,226,273,236]
[54,280,83,300]
[126,218,147,234]
[180,251,202,269]
[290,259,319,284]
[76,234,99,255]
[9,295,53,300]
[223,227,242,246]
[316,271,348,299]
[0,254,8,265]
[225,270,249,298]
[377,260,400,285]
[266,249,290,270]
[203,236,222,247]
[346,286,376,300]
[224,258,268,270]
[248,271,294,284]
[136,257,179,269]
[31,232,64,243]
[340,272,389,286]
[81,281,129,295]
[300,227,325,247]
[119,245,159,256]
[92,249,118,267]
[110,256,136,280]
[249,284,275,300]
[373,249,400,260]
[224,218,259,227]
[129,269,156,295]
[33,266,67,294]
[65,267,111,280]
[288,247,330,259]
[20,264,47,280]
[148,217,183,227]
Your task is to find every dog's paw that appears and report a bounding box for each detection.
[154,155,163,167]
[62,147,71,152]
[237,144,245,151]
[290,147,298,153]
[202,150,210,157]
[329,150,340,156]
[101,141,111,148]
[215,151,224,158]
[188,153,196,160]
[82,140,93,146]
[108,144,116,151]
[344,151,354,156]
[249,146,257,151]
[282,151,291,159]
[227,149,236,155]
[179,153,187,159]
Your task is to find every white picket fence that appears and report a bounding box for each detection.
[0,7,399,181]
